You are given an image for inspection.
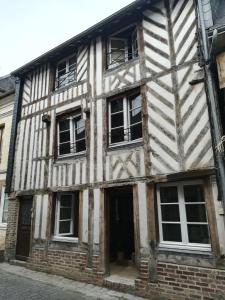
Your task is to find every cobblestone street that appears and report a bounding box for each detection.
[0,263,147,300]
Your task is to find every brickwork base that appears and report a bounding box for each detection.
[23,249,225,300]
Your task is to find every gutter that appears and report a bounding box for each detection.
[197,0,225,207]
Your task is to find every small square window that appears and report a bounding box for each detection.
[57,111,86,157]
[55,54,77,89]
[107,26,138,69]
[54,192,79,238]
[157,181,211,250]
[108,91,142,146]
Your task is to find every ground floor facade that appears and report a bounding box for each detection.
[0,179,8,250]
[5,172,225,299]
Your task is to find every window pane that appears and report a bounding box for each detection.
[59,221,71,234]
[130,108,142,124]
[60,208,71,220]
[129,94,141,110]
[111,51,126,64]
[111,39,126,49]
[59,143,71,155]
[76,118,85,134]
[111,128,124,144]
[58,62,66,73]
[69,56,76,67]
[186,204,207,223]
[161,205,180,222]
[111,99,123,113]
[76,140,86,152]
[184,185,204,202]
[111,112,124,128]
[160,186,178,203]
[60,195,72,207]
[59,131,70,143]
[130,123,142,140]
[59,120,70,131]
[162,224,182,242]
[188,224,209,244]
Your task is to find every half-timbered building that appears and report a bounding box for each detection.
[5,0,225,299]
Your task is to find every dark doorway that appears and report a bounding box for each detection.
[16,197,33,261]
[108,186,135,267]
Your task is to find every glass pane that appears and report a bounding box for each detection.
[186,204,207,222]
[60,208,71,220]
[59,143,71,155]
[111,39,126,49]
[59,221,71,234]
[130,123,142,140]
[111,99,123,113]
[111,50,125,64]
[188,224,209,244]
[76,139,86,152]
[184,185,204,202]
[111,128,124,144]
[130,108,142,124]
[111,112,124,128]
[59,120,70,131]
[60,195,72,207]
[161,205,180,222]
[69,56,76,67]
[57,62,66,73]
[160,186,178,203]
[162,224,182,242]
[76,118,85,134]
[59,131,70,143]
[129,94,141,110]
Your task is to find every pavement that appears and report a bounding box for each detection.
[0,263,147,300]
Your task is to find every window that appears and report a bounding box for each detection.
[0,187,8,225]
[57,111,86,157]
[107,26,138,69]
[157,181,211,251]
[54,193,79,240]
[108,91,142,145]
[0,125,4,163]
[56,54,76,88]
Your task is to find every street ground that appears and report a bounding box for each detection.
[0,263,147,300]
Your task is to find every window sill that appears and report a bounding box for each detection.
[105,57,139,74]
[52,236,79,243]
[55,151,86,163]
[158,242,212,255]
[107,139,143,152]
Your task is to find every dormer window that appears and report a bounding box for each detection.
[107,26,138,69]
[56,54,76,89]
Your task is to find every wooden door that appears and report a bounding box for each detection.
[16,198,33,260]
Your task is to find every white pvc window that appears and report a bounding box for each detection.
[56,54,76,88]
[57,111,86,157]
[54,193,79,239]
[108,92,142,146]
[157,181,211,251]
[0,186,8,226]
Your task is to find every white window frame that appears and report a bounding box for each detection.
[0,186,7,228]
[108,37,128,69]
[57,111,86,158]
[56,53,77,89]
[53,193,78,242]
[108,93,142,147]
[157,180,211,252]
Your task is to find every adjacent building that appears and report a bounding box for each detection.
[5,1,225,299]
[0,76,15,249]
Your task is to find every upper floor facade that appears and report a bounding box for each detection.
[11,0,215,194]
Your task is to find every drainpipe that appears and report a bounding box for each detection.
[197,0,225,208]
[5,77,23,193]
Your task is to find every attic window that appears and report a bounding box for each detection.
[56,54,76,89]
[107,26,138,69]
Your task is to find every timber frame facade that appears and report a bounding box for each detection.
[5,0,225,299]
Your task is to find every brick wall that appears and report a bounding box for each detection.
[5,197,19,260]
[26,250,225,299]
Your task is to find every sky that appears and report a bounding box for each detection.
[0,0,133,77]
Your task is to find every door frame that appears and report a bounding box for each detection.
[16,196,33,261]
[104,185,139,274]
